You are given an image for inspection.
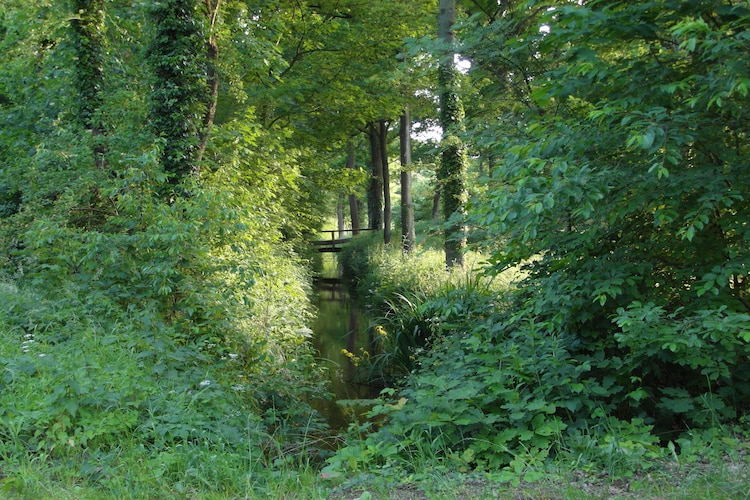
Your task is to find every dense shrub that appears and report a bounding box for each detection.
[461,0,750,449]
[328,284,749,482]
[0,169,328,494]
[329,240,749,481]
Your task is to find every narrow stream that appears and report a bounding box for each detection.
[312,278,376,430]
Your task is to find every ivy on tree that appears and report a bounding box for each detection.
[437,0,467,268]
[146,0,208,184]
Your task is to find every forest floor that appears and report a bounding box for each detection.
[330,456,750,499]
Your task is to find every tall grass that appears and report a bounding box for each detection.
[338,234,520,386]
[339,231,519,308]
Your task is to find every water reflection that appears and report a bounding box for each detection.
[312,279,375,430]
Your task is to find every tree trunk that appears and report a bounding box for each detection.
[432,188,441,220]
[380,120,391,244]
[347,141,361,235]
[196,0,221,169]
[367,122,384,230]
[437,0,466,267]
[337,193,346,236]
[147,0,207,186]
[400,108,416,253]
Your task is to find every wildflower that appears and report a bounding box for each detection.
[295,327,313,338]
[341,349,361,366]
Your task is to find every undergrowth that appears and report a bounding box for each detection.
[327,238,750,490]
[0,260,329,497]
[0,179,330,497]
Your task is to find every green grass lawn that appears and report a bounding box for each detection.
[2,450,748,500]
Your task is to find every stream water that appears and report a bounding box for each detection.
[312,278,376,430]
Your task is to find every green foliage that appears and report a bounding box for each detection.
[0,185,328,492]
[328,294,749,483]
[461,0,750,440]
[328,304,651,479]
[365,272,498,385]
[338,231,387,293]
[339,232,508,384]
[367,292,439,383]
[5,0,750,493]
[0,4,331,494]
[207,110,330,240]
[340,232,490,306]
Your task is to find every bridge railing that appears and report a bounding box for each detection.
[311,228,379,252]
[317,227,379,240]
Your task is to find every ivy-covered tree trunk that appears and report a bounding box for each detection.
[147,0,208,185]
[367,122,384,230]
[437,0,466,267]
[400,108,416,252]
[70,0,106,168]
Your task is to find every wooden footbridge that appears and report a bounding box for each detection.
[311,228,378,253]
